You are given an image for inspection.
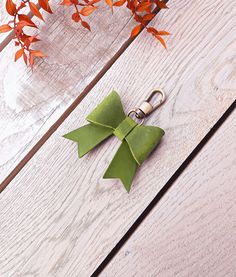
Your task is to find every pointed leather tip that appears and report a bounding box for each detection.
[78,144,88,159]
[110,89,119,97]
[63,132,77,141]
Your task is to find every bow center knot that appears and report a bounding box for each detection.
[113,117,137,141]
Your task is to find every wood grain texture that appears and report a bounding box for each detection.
[0,4,11,27]
[0,0,236,276]
[0,1,134,183]
[103,109,236,277]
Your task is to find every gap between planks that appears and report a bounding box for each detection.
[0,2,167,193]
[91,99,236,277]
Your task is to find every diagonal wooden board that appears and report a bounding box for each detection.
[0,1,137,184]
[0,0,236,276]
[103,108,236,277]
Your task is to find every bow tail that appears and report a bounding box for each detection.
[63,123,113,157]
[103,141,138,192]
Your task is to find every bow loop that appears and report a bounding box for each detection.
[86,90,126,129]
[103,125,164,192]
[126,125,164,165]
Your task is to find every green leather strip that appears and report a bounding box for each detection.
[63,123,113,157]
[113,117,137,141]
[126,125,165,165]
[103,141,138,193]
[86,90,126,129]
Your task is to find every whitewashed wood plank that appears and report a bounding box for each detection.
[0,0,235,276]
[0,5,11,27]
[0,5,13,45]
[0,1,135,183]
[103,108,236,277]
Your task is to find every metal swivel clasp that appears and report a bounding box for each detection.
[128,89,166,124]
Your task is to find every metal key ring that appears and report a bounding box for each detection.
[127,110,145,125]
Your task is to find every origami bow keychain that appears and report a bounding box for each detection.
[64,90,166,192]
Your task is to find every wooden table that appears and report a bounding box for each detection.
[0,0,235,276]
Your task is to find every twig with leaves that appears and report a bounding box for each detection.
[0,0,170,68]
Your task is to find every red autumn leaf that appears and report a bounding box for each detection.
[71,0,79,4]
[15,48,24,62]
[113,0,126,6]
[136,2,152,12]
[80,6,97,16]
[156,35,167,48]
[18,14,38,28]
[23,52,28,65]
[134,13,142,22]
[21,34,36,42]
[30,50,46,57]
[72,12,80,22]
[15,21,28,33]
[146,27,158,35]
[81,20,91,31]
[127,0,134,10]
[29,2,44,21]
[39,0,53,13]
[146,6,152,13]
[143,13,155,21]
[0,24,12,33]
[14,25,24,37]
[156,0,168,9]
[87,0,100,5]
[23,35,40,47]
[105,0,113,7]
[60,0,73,6]
[29,52,34,68]
[28,36,41,43]
[131,24,141,37]
[6,0,17,16]
[19,2,26,9]
[157,30,170,35]
[24,38,31,48]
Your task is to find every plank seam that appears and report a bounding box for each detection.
[91,99,236,277]
[0,1,168,193]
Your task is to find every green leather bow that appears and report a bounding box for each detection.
[64,91,164,192]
